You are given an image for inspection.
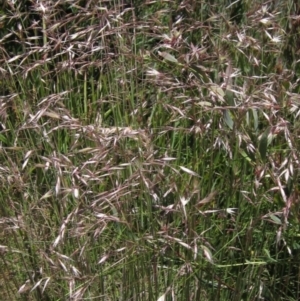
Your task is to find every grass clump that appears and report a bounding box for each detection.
[1,0,300,300]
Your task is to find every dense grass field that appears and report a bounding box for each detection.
[1,0,300,300]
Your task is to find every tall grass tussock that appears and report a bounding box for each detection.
[1,0,300,300]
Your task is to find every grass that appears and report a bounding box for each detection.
[1,0,300,300]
